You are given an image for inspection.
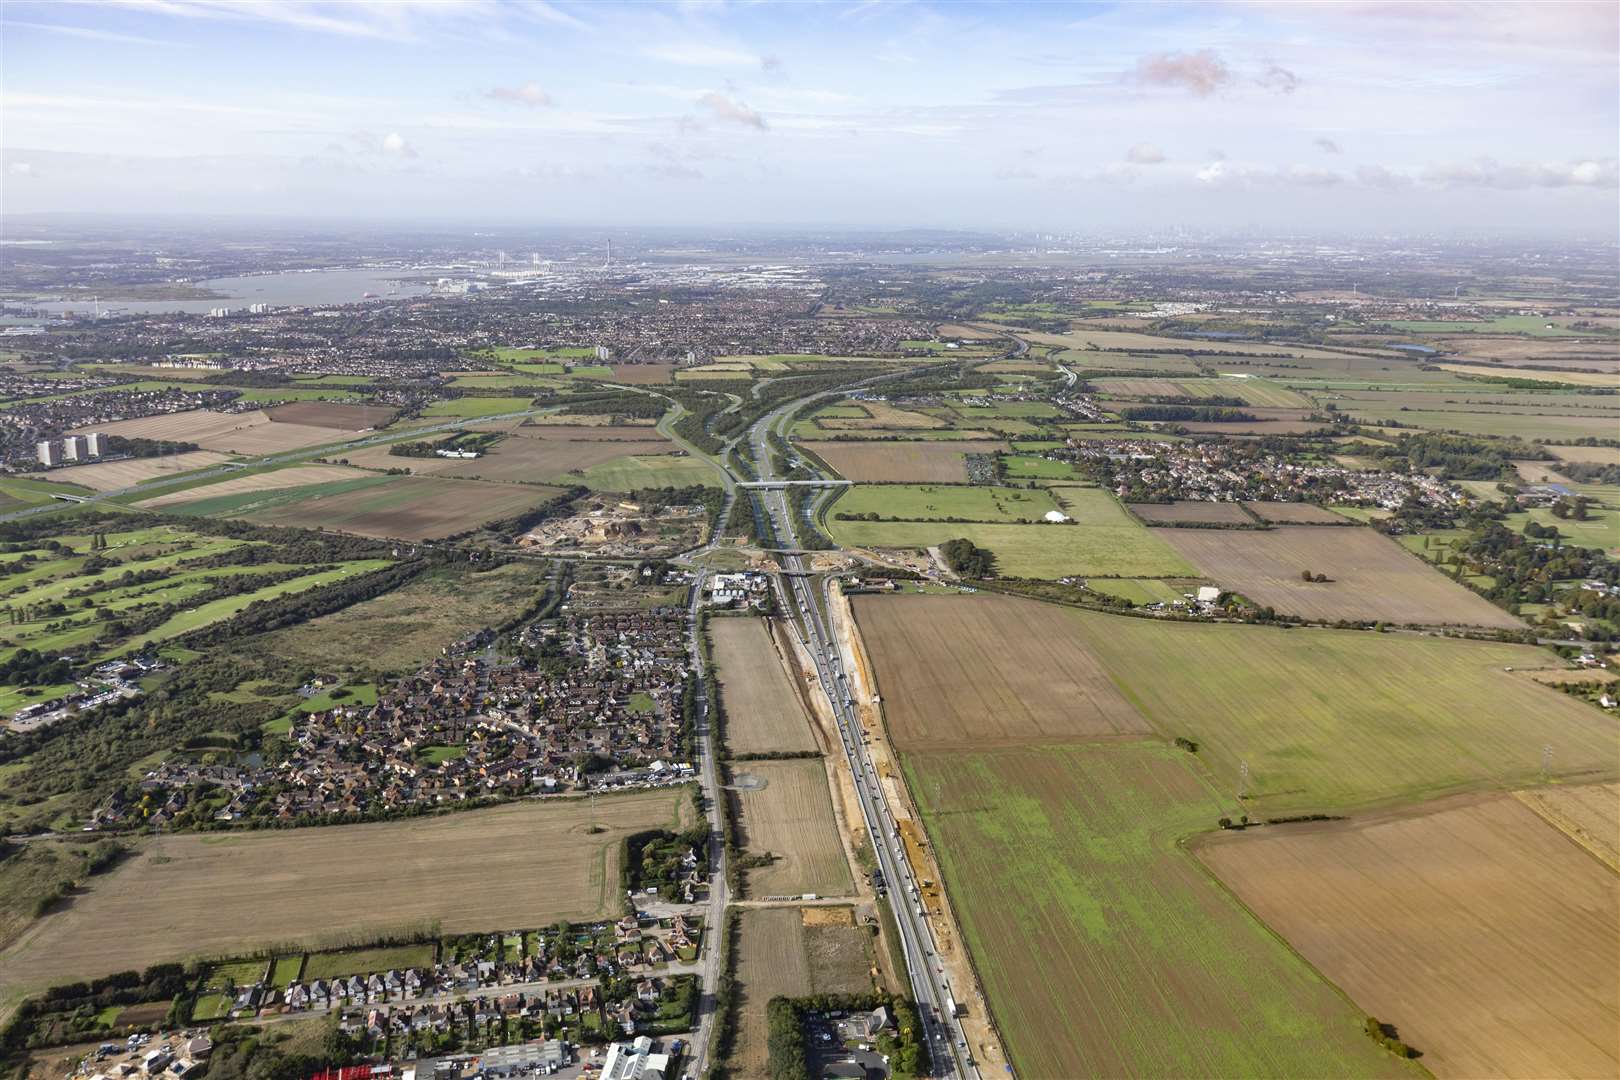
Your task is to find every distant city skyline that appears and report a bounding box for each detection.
[3,1,1617,233]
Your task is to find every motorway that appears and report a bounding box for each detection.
[742,407,981,1080]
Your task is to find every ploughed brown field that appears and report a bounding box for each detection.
[800,439,1007,483]
[1128,500,1252,525]
[852,594,1149,749]
[1155,525,1523,627]
[30,450,235,491]
[606,363,677,384]
[265,401,396,429]
[1241,500,1353,524]
[727,906,875,1077]
[731,759,853,899]
[74,409,349,456]
[231,474,570,541]
[710,617,819,755]
[0,791,692,997]
[1198,792,1620,1080]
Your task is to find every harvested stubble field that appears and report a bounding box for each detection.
[710,617,818,755]
[854,594,1148,748]
[1345,406,1618,441]
[1514,781,1620,871]
[813,400,946,430]
[506,423,665,440]
[76,410,350,455]
[903,742,1409,1079]
[857,592,1617,814]
[1198,793,1619,1080]
[1127,500,1252,526]
[728,906,875,1077]
[1023,328,1353,360]
[732,759,852,898]
[135,464,372,508]
[265,401,395,429]
[1093,376,1312,409]
[1156,525,1522,626]
[31,451,234,491]
[219,474,569,541]
[259,562,554,674]
[1240,500,1350,524]
[1549,444,1620,465]
[1178,418,1329,435]
[1436,362,1617,387]
[346,431,673,485]
[0,790,692,996]
[799,440,1006,483]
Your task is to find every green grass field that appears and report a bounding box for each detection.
[574,454,722,491]
[421,396,537,418]
[827,518,1195,578]
[903,741,1414,1079]
[0,476,82,513]
[301,943,437,981]
[0,525,328,673]
[446,372,557,388]
[829,486,1194,578]
[999,455,1079,480]
[489,346,595,362]
[296,683,379,714]
[1508,508,1620,554]
[270,955,304,987]
[161,475,396,519]
[290,375,376,387]
[114,561,391,655]
[1083,578,1200,604]
[1346,408,1618,441]
[1382,315,1602,337]
[831,484,1061,523]
[951,402,1064,419]
[1058,605,1619,813]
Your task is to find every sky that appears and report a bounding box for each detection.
[2,0,1617,234]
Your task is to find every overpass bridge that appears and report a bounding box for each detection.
[736,479,850,489]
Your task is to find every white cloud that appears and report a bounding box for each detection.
[1314,137,1342,154]
[645,42,761,67]
[1355,164,1411,189]
[694,92,766,130]
[8,162,38,177]
[1286,164,1341,186]
[486,82,553,108]
[1126,142,1165,165]
[381,131,418,157]
[1422,156,1617,189]
[1135,50,1230,96]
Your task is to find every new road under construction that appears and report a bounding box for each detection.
[744,397,985,1079]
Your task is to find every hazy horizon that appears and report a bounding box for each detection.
[3,1,1617,233]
